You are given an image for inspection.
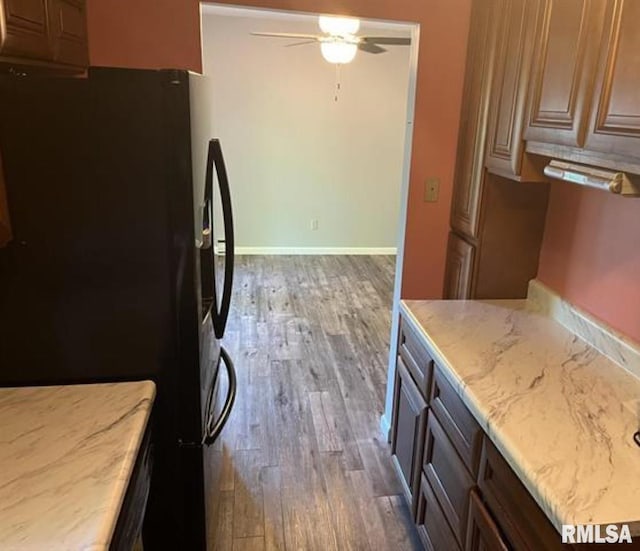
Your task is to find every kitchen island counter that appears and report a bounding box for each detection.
[401,283,640,536]
[0,381,155,550]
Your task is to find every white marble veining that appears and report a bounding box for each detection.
[528,279,640,381]
[0,381,155,550]
[401,298,640,535]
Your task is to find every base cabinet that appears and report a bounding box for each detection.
[391,312,600,551]
[390,357,428,516]
[466,490,509,551]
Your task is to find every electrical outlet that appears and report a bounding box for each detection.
[424,178,440,202]
[311,219,319,231]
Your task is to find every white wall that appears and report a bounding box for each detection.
[201,8,411,253]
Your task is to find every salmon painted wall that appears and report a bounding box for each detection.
[86,0,472,300]
[87,0,203,72]
[538,183,640,343]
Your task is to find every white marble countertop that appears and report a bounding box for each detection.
[401,296,640,535]
[0,381,155,550]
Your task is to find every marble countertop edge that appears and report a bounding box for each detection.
[398,299,640,536]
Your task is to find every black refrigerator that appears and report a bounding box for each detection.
[0,67,236,550]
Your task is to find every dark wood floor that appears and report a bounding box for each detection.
[212,255,422,551]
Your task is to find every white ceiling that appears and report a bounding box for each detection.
[200,3,415,35]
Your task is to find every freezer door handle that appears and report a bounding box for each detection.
[208,139,234,339]
[203,346,236,446]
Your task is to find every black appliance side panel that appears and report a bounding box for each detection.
[156,69,207,551]
[0,70,174,385]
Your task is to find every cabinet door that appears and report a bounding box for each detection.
[443,232,475,300]
[585,0,640,159]
[391,356,428,517]
[0,152,11,247]
[0,0,51,60]
[525,0,610,148]
[478,437,565,551]
[48,0,88,66]
[465,491,509,551]
[423,411,475,547]
[416,473,461,551]
[485,0,545,182]
[450,0,497,238]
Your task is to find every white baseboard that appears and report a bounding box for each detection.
[379,413,392,443]
[234,247,397,255]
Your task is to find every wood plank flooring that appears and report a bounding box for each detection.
[211,255,421,551]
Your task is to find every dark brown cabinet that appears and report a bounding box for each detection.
[443,232,475,300]
[416,473,461,551]
[422,411,475,546]
[485,0,546,182]
[450,0,497,239]
[585,0,640,159]
[391,356,428,515]
[391,312,578,551]
[525,0,609,148]
[445,0,550,301]
[0,0,87,72]
[465,490,509,551]
[0,0,50,60]
[525,0,640,171]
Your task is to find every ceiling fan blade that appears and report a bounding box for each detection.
[361,36,412,46]
[284,40,318,48]
[251,32,320,40]
[358,42,387,54]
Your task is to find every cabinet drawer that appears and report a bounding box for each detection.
[465,490,509,551]
[423,410,475,546]
[416,473,461,551]
[398,316,433,399]
[430,363,482,475]
[478,437,564,551]
[391,356,428,517]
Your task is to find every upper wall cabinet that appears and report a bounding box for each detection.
[450,0,497,238]
[584,0,640,158]
[485,0,546,182]
[0,0,88,73]
[525,0,609,148]
[525,0,640,171]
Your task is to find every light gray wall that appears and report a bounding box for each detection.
[201,10,411,252]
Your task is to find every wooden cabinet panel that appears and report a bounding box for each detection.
[423,411,475,546]
[450,0,496,238]
[398,317,433,400]
[443,232,475,300]
[416,473,461,551]
[48,0,87,66]
[465,490,509,551]
[0,0,50,60]
[478,437,565,551]
[474,175,549,300]
[391,356,428,516]
[525,0,609,148]
[485,0,545,181]
[0,151,11,246]
[430,364,482,476]
[585,0,640,158]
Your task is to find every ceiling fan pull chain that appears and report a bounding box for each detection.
[334,63,342,102]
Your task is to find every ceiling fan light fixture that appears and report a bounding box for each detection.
[318,15,360,36]
[320,40,358,64]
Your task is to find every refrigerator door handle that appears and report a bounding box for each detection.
[203,346,236,446]
[209,139,234,339]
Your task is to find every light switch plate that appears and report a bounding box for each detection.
[424,178,440,202]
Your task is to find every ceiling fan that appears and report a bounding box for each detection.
[251,15,411,64]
